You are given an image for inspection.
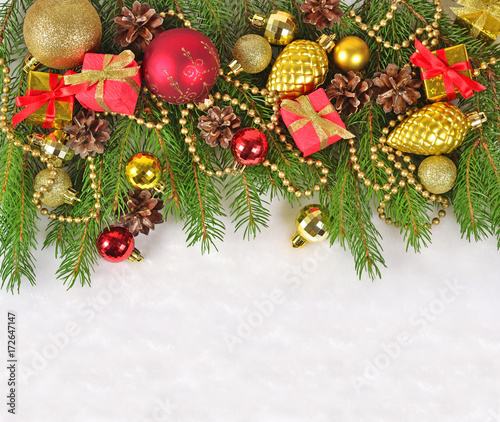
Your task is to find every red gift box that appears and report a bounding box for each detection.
[280,88,354,156]
[64,50,141,115]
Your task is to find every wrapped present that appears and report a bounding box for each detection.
[410,39,486,102]
[13,71,79,129]
[64,50,141,115]
[280,88,354,157]
[451,0,500,45]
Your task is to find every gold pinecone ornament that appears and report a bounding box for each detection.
[266,35,336,102]
[386,102,486,155]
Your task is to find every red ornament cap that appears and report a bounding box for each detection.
[231,127,269,166]
[142,28,220,105]
[96,225,135,263]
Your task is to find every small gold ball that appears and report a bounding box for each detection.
[332,36,370,72]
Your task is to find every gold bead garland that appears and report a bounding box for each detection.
[349,110,449,228]
[346,0,443,50]
[0,58,99,223]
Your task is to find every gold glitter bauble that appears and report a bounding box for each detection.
[34,168,72,207]
[125,152,163,190]
[418,156,457,194]
[292,204,329,248]
[267,36,335,101]
[332,36,370,73]
[387,102,486,155]
[23,0,102,69]
[233,35,272,74]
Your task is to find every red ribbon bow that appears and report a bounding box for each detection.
[410,39,486,101]
[13,71,87,128]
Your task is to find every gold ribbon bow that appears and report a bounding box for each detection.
[64,50,140,113]
[281,95,354,149]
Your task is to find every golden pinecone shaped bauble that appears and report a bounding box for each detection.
[387,102,485,155]
[24,0,102,69]
[267,39,329,101]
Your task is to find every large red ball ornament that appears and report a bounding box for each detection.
[96,226,135,263]
[231,128,269,166]
[142,28,220,105]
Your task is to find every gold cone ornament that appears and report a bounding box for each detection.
[291,204,329,248]
[386,102,486,155]
[267,35,336,102]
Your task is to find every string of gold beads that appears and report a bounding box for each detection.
[348,113,448,228]
[0,58,99,223]
[347,0,443,50]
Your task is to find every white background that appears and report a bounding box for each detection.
[2,0,500,421]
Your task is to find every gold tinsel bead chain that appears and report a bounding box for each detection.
[178,87,328,195]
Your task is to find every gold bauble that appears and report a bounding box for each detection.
[267,35,335,101]
[387,102,486,155]
[23,0,102,69]
[332,36,370,73]
[232,35,272,74]
[34,169,73,207]
[418,156,457,194]
[291,204,329,248]
[125,152,163,190]
[251,11,298,45]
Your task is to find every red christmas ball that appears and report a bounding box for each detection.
[231,128,269,166]
[96,226,135,263]
[142,28,220,105]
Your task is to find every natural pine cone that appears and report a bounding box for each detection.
[114,1,164,55]
[63,110,111,158]
[373,64,422,114]
[119,189,164,236]
[300,0,344,30]
[197,106,241,148]
[325,71,373,116]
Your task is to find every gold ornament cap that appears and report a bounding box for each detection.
[291,204,329,248]
[317,34,337,53]
[128,248,144,263]
[227,60,244,76]
[23,55,41,73]
[63,187,80,205]
[467,111,487,129]
[251,13,266,28]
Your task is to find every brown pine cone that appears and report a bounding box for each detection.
[119,189,164,236]
[197,106,241,148]
[63,110,111,158]
[114,1,164,55]
[325,71,373,116]
[300,0,344,30]
[373,64,422,114]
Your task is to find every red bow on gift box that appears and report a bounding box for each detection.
[410,39,486,101]
[13,71,86,128]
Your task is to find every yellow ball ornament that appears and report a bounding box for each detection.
[418,156,457,194]
[34,168,78,207]
[291,204,329,248]
[332,36,370,73]
[229,35,272,75]
[125,152,165,191]
[23,0,102,69]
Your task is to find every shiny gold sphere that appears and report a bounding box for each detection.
[233,35,272,74]
[332,36,370,73]
[34,168,72,207]
[24,0,102,69]
[418,155,457,194]
[291,204,329,248]
[125,152,163,190]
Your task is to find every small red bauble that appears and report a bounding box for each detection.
[231,128,269,166]
[96,226,135,263]
[142,28,220,105]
